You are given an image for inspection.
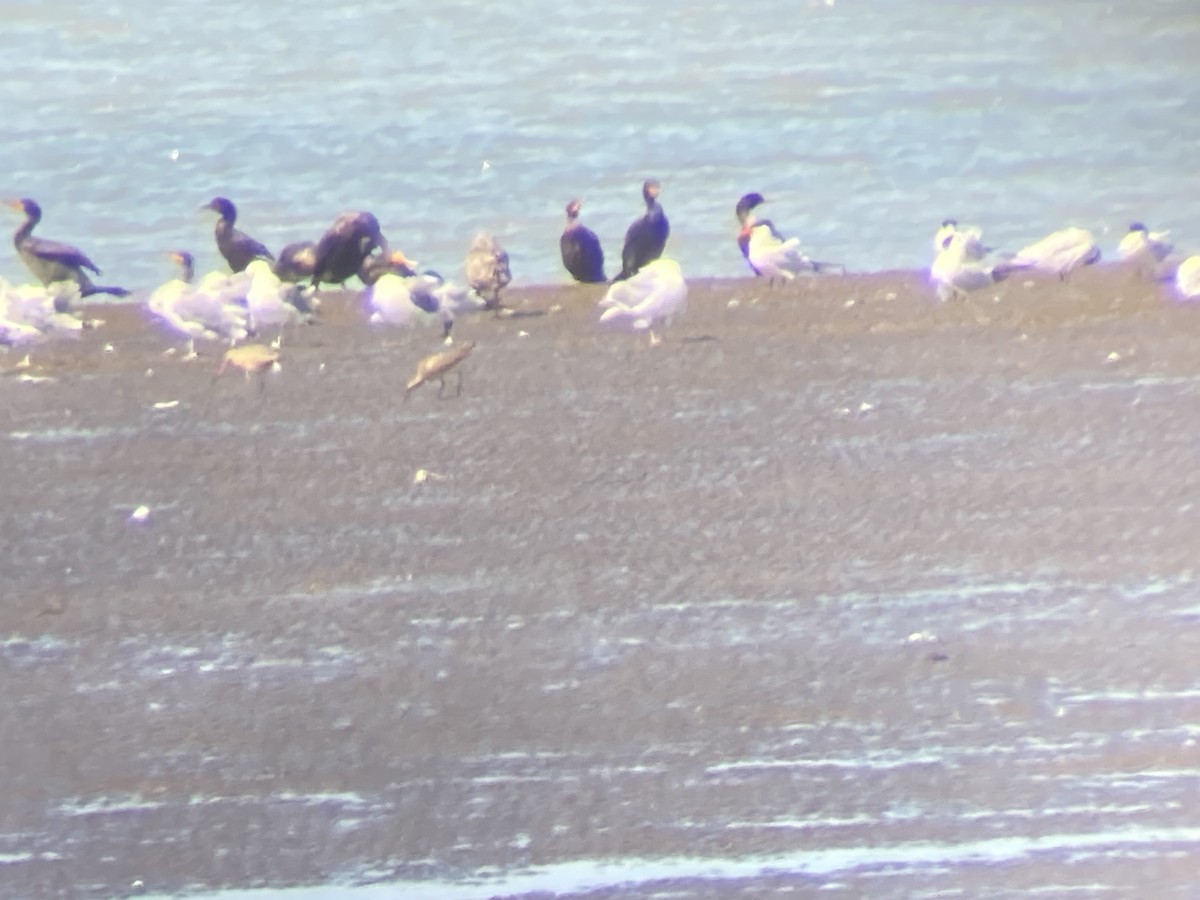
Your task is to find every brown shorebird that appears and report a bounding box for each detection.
[216,343,280,394]
[405,341,475,399]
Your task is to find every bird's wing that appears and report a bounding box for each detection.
[28,237,102,274]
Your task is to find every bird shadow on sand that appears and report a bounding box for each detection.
[681,334,720,344]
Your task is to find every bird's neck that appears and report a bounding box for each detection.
[13,211,37,245]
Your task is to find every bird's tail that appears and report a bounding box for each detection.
[990,260,1035,282]
[810,260,847,275]
[82,285,131,299]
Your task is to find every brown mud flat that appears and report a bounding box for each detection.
[3,267,1200,898]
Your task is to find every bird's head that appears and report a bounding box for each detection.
[735,192,766,223]
[168,250,195,281]
[390,249,418,273]
[6,198,41,220]
[204,197,236,220]
[566,198,583,218]
[1128,221,1147,234]
[643,179,662,202]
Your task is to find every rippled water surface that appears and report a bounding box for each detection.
[2,1,1200,288]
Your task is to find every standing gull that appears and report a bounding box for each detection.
[560,199,605,283]
[614,179,669,282]
[6,199,129,297]
[146,251,250,359]
[366,269,484,341]
[598,257,687,345]
[204,197,275,273]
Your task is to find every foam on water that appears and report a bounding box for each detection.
[148,825,1200,898]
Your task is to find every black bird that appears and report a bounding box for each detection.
[359,249,419,286]
[203,197,274,273]
[310,211,390,289]
[6,198,130,297]
[560,199,605,283]
[614,179,668,282]
[273,240,318,282]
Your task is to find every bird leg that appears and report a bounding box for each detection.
[436,376,447,400]
[183,338,198,361]
[455,369,464,397]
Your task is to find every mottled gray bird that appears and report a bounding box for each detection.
[465,232,511,310]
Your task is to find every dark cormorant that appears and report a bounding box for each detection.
[273,240,317,282]
[203,197,274,273]
[6,198,130,297]
[310,211,390,289]
[560,199,605,283]
[613,179,668,282]
[359,249,419,286]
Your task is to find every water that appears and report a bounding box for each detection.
[2,0,1199,291]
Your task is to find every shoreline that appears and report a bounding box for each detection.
[31,261,1189,359]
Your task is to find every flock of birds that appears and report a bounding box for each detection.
[3,181,1200,379]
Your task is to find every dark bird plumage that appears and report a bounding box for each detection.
[560,199,606,283]
[614,179,668,282]
[359,249,419,286]
[204,197,274,273]
[273,241,317,282]
[735,192,767,273]
[6,198,130,297]
[310,211,390,289]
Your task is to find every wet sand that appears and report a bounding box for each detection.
[3,267,1200,897]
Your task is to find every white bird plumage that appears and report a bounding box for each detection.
[243,259,313,339]
[1174,256,1200,300]
[745,223,824,284]
[1010,227,1100,278]
[933,220,988,260]
[0,278,88,362]
[930,231,1021,301]
[1117,223,1172,263]
[366,271,486,342]
[147,254,249,358]
[598,257,688,345]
